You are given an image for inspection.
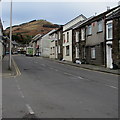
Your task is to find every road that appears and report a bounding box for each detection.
[2,55,118,118]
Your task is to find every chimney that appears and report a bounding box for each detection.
[107,6,110,11]
[118,1,120,6]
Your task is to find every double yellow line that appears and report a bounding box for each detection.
[12,57,21,77]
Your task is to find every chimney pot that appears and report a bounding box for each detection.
[107,6,110,11]
[118,1,120,6]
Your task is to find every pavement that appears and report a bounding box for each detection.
[48,58,120,75]
[2,55,20,78]
[2,55,15,77]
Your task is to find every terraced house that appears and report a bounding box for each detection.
[49,26,63,60]
[63,14,86,61]
[105,6,120,69]
[49,29,58,59]
[72,5,120,68]
[72,17,94,63]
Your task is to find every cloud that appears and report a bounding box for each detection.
[1,2,118,29]
[1,0,119,2]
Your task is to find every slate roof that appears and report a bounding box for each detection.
[64,14,87,26]
[106,6,120,20]
[73,5,120,29]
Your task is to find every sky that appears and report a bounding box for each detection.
[1,0,120,29]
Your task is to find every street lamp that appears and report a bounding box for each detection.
[9,0,12,70]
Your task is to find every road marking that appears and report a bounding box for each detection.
[12,57,21,77]
[26,104,35,115]
[50,67,54,70]
[41,64,45,67]
[58,62,119,76]
[105,84,118,89]
[63,72,72,76]
[54,69,58,71]
[17,85,21,90]
[19,91,25,98]
[78,76,84,79]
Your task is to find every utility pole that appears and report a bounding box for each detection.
[9,0,12,70]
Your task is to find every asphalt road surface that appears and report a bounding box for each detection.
[2,55,118,118]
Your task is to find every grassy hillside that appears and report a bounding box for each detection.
[4,19,60,44]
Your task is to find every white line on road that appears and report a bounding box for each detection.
[19,91,25,98]
[55,69,58,71]
[105,84,118,89]
[78,76,84,79]
[50,67,54,70]
[54,69,58,71]
[17,85,21,90]
[41,64,46,66]
[26,104,35,115]
[63,72,73,76]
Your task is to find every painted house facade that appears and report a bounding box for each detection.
[32,34,42,56]
[72,17,94,63]
[85,15,106,66]
[49,30,58,59]
[63,14,86,61]
[56,26,63,60]
[49,26,63,60]
[32,30,57,57]
[72,5,119,67]
[40,30,57,58]
[105,6,120,69]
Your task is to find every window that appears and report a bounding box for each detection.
[87,24,92,35]
[76,46,79,58]
[67,32,69,42]
[63,34,65,43]
[66,46,69,56]
[81,28,85,41]
[91,47,96,59]
[58,32,61,39]
[76,31,79,42]
[98,20,103,32]
[107,23,113,40]
[58,45,60,54]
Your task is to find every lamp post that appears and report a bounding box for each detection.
[9,0,12,70]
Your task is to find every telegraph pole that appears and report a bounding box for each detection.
[9,0,12,70]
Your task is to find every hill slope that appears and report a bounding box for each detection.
[4,19,60,44]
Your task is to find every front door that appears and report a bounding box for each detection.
[55,46,58,59]
[106,44,113,68]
